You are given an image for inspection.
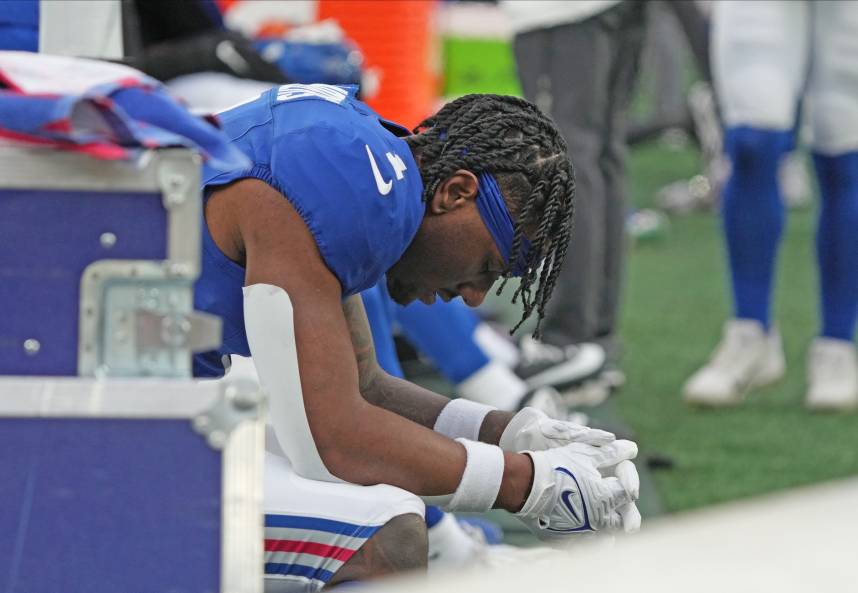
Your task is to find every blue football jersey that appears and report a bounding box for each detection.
[194,84,424,377]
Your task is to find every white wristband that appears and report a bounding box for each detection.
[434,399,496,441]
[515,451,554,518]
[445,439,505,512]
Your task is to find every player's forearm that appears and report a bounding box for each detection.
[315,397,531,510]
[344,295,515,442]
[361,372,451,428]
[362,373,515,444]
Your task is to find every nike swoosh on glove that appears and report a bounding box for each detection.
[515,440,641,541]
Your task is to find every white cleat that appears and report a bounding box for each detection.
[517,337,606,392]
[805,338,858,412]
[427,513,558,573]
[561,377,612,408]
[683,319,785,407]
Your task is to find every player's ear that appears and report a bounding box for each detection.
[429,170,479,215]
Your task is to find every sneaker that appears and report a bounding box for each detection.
[517,385,565,418]
[427,513,487,572]
[427,513,558,572]
[561,363,627,408]
[805,337,858,412]
[683,319,785,407]
[656,175,713,214]
[455,516,504,545]
[626,208,669,242]
[654,81,726,215]
[516,336,606,393]
[601,366,627,391]
[561,377,612,408]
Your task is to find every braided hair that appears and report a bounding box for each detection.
[406,94,576,337]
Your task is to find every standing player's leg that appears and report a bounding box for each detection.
[597,0,646,378]
[684,0,807,406]
[511,5,643,409]
[512,18,608,348]
[804,0,858,410]
[714,0,807,330]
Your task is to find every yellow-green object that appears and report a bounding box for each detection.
[442,37,522,98]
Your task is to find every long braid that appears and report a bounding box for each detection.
[407,94,576,337]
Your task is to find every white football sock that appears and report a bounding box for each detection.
[473,323,520,368]
[457,360,528,411]
[427,513,482,571]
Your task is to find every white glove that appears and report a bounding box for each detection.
[516,440,641,540]
[499,407,616,452]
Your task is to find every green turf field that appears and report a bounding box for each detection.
[617,142,858,513]
[440,34,858,519]
[478,142,858,534]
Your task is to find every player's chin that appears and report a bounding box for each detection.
[418,291,437,305]
[391,292,416,306]
[386,276,415,306]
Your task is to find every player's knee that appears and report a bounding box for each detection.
[370,513,428,573]
[725,126,791,172]
[811,99,858,156]
[332,513,427,584]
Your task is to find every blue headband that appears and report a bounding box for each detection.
[476,173,532,276]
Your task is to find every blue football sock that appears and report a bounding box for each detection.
[722,126,792,329]
[424,505,445,529]
[814,151,858,341]
[395,299,490,384]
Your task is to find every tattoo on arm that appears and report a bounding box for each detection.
[342,295,382,392]
[341,296,450,429]
[340,296,515,439]
[362,374,447,429]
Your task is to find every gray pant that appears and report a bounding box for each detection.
[513,2,645,349]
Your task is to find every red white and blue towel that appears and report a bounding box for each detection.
[0,51,249,176]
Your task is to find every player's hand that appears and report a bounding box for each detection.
[515,440,641,540]
[499,407,616,452]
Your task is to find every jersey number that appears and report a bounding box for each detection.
[365,144,407,196]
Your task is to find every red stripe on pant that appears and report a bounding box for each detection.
[265,539,357,563]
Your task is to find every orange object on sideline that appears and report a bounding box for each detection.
[318,0,439,129]
[214,0,237,14]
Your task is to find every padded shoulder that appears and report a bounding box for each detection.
[203,85,424,296]
[266,96,424,296]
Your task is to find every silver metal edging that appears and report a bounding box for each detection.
[156,149,203,270]
[220,416,265,593]
[0,374,266,592]
[0,146,201,274]
[0,376,221,417]
[0,146,185,192]
[0,145,162,191]
[21,146,205,376]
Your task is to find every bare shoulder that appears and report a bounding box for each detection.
[207,178,335,293]
[207,178,303,250]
